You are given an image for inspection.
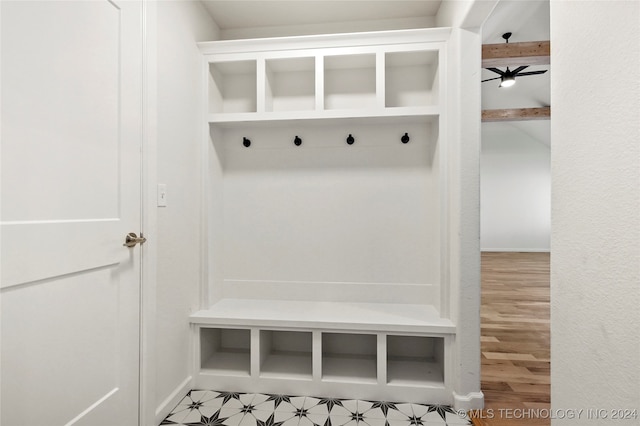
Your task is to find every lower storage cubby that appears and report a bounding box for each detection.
[200,328,251,376]
[322,333,377,384]
[260,330,312,380]
[193,309,452,402]
[386,335,444,386]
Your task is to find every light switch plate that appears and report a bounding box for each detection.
[157,184,167,207]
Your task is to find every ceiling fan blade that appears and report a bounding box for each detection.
[485,67,505,76]
[515,70,548,77]
[512,65,529,74]
[481,77,502,82]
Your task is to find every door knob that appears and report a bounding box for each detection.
[123,232,147,248]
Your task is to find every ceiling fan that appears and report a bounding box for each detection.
[482,32,548,88]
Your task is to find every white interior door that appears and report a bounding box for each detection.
[1,1,143,425]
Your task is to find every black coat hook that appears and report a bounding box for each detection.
[294,136,302,146]
[346,134,355,145]
[243,137,251,147]
[401,133,410,144]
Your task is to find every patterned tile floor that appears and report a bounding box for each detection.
[161,391,472,426]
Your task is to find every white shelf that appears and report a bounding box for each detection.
[387,359,444,387]
[205,37,442,121]
[322,356,377,384]
[260,353,313,380]
[386,335,444,386]
[191,299,455,334]
[201,350,251,377]
[207,106,439,128]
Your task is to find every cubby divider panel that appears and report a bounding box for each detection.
[260,330,313,380]
[386,335,444,386]
[322,333,377,384]
[200,328,251,376]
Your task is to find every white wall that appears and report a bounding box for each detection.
[481,122,550,251]
[216,122,441,307]
[155,0,219,420]
[551,1,640,423]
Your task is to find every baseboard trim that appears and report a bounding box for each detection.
[481,248,550,253]
[155,375,192,424]
[453,391,484,411]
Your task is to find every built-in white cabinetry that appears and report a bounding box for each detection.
[192,28,459,404]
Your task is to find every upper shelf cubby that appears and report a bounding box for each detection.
[385,50,439,108]
[200,28,449,123]
[265,57,316,112]
[324,53,376,110]
[209,60,257,114]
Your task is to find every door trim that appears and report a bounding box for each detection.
[140,1,158,425]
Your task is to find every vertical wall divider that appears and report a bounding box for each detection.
[437,43,450,320]
[315,54,324,111]
[438,111,450,320]
[312,330,322,381]
[377,333,387,385]
[251,328,261,378]
[193,325,201,379]
[256,56,267,113]
[375,52,386,109]
[200,57,211,311]
[443,335,454,391]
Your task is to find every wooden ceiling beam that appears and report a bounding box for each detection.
[482,107,551,122]
[482,40,550,67]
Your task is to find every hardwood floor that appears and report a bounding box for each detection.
[471,252,550,426]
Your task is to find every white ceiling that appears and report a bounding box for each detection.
[201,1,442,32]
[482,0,549,44]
